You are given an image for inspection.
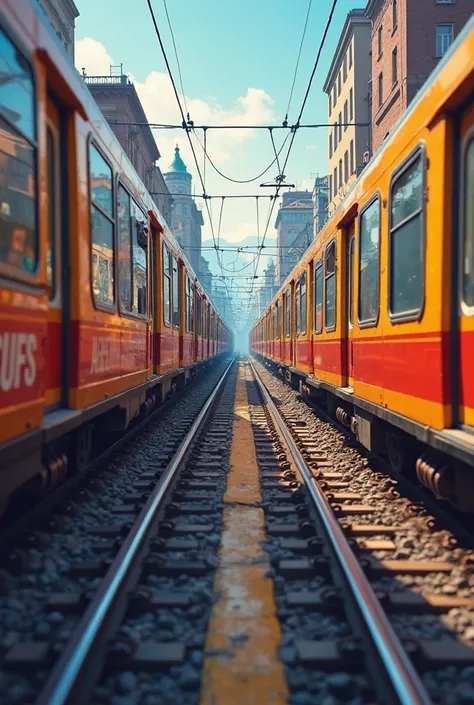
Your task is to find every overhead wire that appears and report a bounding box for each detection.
[244,0,339,316]
[161,0,189,117]
[145,0,237,325]
[284,0,313,122]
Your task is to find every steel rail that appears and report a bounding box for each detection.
[249,357,433,705]
[37,354,237,705]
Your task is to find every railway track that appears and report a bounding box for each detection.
[250,356,474,705]
[2,356,474,705]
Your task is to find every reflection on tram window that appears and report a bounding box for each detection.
[89,143,115,307]
[0,27,37,275]
[118,186,132,312]
[464,140,474,307]
[359,199,380,324]
[131,199,147,315]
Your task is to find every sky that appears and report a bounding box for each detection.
[75,0,365,328]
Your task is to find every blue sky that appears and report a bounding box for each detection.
[75,0,365,326]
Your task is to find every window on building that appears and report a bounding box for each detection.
[390,151,425,317]
[339,159,343,188]
[463,139,474,307]
[349,87,354,122]
[301,273,307,334]
[334,123,338,148]
[344,151,349,183]
[436,24,454,57]
[392,0,397,30]
[163,243,171,324]
[359,197,380,324]
[377,25,383,57]
[90,143,115,307]
[392,46,398,85]
[349,42,353,69]
[325,241,336,330]
[284,288,291,337]
[344,100,348,131]
[329,132,333,158]
[295,279,301,335]
[350,140,355,175]
[378,72,383,107]
[343,53,347,82]
[329,94,332,116]
[338,112,342,140]
[338,71,342,95]
[333,84,337,107]
[172,256,180,327]
[185,273,194,332]
[314,261,323,333]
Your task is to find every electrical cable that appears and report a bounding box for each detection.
[284,0,313,122]
[161,0,188,117]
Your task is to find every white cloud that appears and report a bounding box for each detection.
[75,37,115,77]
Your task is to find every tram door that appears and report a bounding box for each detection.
[457,100,474,429]
[45,96,67,410]
[344,222,356,388]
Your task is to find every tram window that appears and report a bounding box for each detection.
[196,294,202,335]
[463,139,474,308]
[389,152,424,317]
[131,199,147,315]
[295,281,301,335]
[118,186,132,312]
[46,127,56,298]
[163,243,171,325]
[172,257,180,328]
[276,301,281,337]
[314,262,323,333]
[325,242,336,330]
[359,198,380,324]
[348,237,355,327]
[185,274,194,333]
[90,143,114,307]
[301,273,307,334]
[284,289,291,337]
[0,29,37,275]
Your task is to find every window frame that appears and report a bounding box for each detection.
[300,271,307,335]
[116,182,148,320]
[295,278,301,336]
[0,23,40,285]
[358,193,381,328]
[46,122,60,303]
[459,127,474,316]
[162,241,172,326]
[392,46,398,86]
[88,138,116,313]
[324,238,337,332]
[388,144,426,323]
[436,24,454,57]
[284,288,291,338]
[172,256,180,329]
[348,236,355,328]
[314,259,323,335]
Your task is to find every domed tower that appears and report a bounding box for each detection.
[163,146,203,274]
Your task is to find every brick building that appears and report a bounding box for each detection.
[323,10,372,215]
[274,191,314,286]
[83,71,172,225]
[37,0,79,60]
[366,0,473,153]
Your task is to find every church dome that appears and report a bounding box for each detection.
[168,145,188,173]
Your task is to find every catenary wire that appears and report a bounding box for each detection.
[285,0,313,121]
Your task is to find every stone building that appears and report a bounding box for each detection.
[313,175,329,237]
[163,146,204,276]
[366,0,473,153]
[323,9,372,215]
[37,0,79,60]
[275,191,314,286]
[83,70,172,226]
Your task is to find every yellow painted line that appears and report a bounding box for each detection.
[200,362,288,705]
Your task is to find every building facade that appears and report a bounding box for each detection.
[37,0,79,60]
[83,71,172,226]
[163,146,204,276]
[313,175,329,237]
[366,0,473,153]
[255,259,278,317]
[323,9,372,215]
[275,191,314,286]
